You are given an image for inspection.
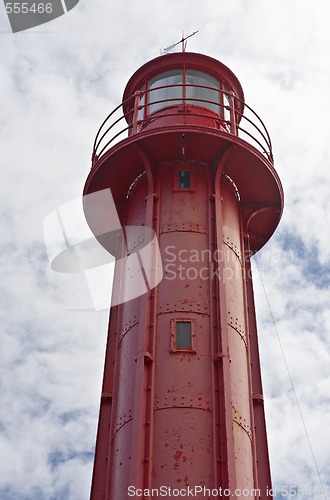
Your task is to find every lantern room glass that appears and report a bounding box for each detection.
[186,70,220,114]
[142,68,232,120]
[148,70,183,114]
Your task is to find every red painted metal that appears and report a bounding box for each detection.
[84,52,283,499]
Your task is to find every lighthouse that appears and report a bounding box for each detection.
[83,50,283,499]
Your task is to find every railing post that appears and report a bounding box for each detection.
[132,90,143,134]
[229,91,237,136]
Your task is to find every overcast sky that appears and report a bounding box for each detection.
[1,0,330,498]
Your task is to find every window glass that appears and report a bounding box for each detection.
[148,70,183,113]
[178,170,190,189]
[186,70,220,114]
[223,85,231,122]
[176,321,192,349]
[138,93,145,121]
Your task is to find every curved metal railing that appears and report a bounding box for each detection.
[91,84,273,166]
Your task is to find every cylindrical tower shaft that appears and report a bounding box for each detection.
[84,51,283,499]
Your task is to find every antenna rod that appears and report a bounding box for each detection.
[182,30,199,52]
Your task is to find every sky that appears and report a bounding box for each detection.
[1,0,330,498]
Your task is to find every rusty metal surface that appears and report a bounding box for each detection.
[221,177,255,494]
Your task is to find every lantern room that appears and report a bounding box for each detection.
[122,52,245,134]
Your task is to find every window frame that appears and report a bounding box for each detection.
[170,318,196,353]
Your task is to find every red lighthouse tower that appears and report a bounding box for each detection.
[84,50,283,499]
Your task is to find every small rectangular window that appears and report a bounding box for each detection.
[176,321,192,349]
[171,319,196,353]
[178,170,190,189]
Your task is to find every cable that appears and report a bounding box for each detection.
[254,255,328,500]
